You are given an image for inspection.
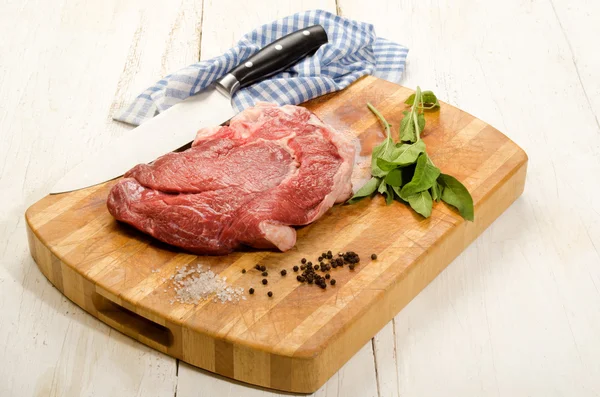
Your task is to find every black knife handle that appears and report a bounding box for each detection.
[215,25,328,98]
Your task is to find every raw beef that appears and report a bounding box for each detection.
[107,103,355,255]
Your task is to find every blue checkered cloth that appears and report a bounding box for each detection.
[115,10,408,126]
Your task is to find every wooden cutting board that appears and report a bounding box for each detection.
[25,76,527,393]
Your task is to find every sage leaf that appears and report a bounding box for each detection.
[384,168,403,187]
[400,154,441,199]
[371,141,391,177]
[376,157,399,172]
[404,94,417,106]
[348,177,380,204]
[371,134,397,177]
[399,108,425,143]
[431,181,443,202]
[399,110,416,142]
[405,90,440,110]
[385,184,395,205]
[407,190,433,218]
[438,174,474,221]
[378,179,388,194]
[417,112,425,133]
[392,185,408,204]
[386,140,426,166]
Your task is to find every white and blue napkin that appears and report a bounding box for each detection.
[115,9,408,126]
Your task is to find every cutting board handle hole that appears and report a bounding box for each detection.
[91,292,173,347]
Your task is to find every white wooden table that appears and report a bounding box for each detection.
[2,0,600,396]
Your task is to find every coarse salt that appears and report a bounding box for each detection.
[170,264,244,304]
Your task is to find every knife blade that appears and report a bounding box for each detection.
[51,25,328,194]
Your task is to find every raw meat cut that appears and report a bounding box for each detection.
[107,103,355,255]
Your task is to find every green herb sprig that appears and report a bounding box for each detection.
[348,87,474,221]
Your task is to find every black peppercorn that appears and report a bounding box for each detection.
[343,251,359,263]
[255,264,261,270]
[319,283,326,289]
[297,275,305,282]
[293,265,299,272]
[249,288,254,294]
[262,271,268,277]
[260,265,266,272]
[281,269,287,276]
[330,279,336,285]
[371,253,377,260]
[301,258,307,264]
[325,273,331,279]
[332,262,338,268]
[307,261,312,266]
[314,265,319,271]
[267,291,273,297]
[262,278,268,285]
[349,264,355,270]
[242,269,246,273]
[318,256,323,262]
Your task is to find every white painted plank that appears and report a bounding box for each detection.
[339,0,600,395]
[176,340,378,397]
[199,0,337,60]
[176,1,378,396]
[0,0,201,395]
[546,0,600,123]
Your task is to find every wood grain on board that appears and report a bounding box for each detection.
[25,76,528,393]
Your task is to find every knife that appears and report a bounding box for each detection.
[51,25,328,194]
